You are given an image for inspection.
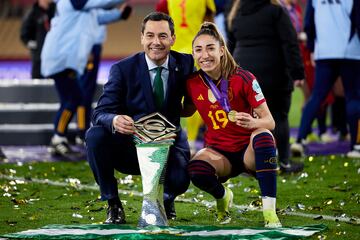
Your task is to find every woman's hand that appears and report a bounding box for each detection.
[235,112,257,129]
[234,102,275,130]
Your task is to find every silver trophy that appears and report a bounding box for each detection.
[133,113,177,227]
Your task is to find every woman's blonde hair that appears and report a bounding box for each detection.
[192,22,238,80]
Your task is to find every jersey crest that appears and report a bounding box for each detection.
[208,89,216,103]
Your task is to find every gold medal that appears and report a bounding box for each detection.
[228,110,237,122]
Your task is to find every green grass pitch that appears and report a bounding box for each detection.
[0,89,359,239]
[0,156,359,239]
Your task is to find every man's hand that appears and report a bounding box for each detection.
[113,115,134,134]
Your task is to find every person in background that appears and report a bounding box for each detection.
[329,79,348,141]
[291,0,360,158]
[183,22,281,227]
[279,0,332,142]
[155,0,168,14]
[280,0,347,147]
[226,0,305,173]
[86,12,195,224]
[0,148,7,162]
[41,0,129,159]
[76,5,132,145]
[214,0,230,41]
[20,0,55,79]
[158,0,216,155]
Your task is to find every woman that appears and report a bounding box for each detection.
[183,22,281,227]
[226,0,305,173]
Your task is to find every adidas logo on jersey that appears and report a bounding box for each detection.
[197,94,204,101]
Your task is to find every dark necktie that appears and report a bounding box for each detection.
[153,67,164,109]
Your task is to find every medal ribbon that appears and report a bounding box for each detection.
[203,72,231,112]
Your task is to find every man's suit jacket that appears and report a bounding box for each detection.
[92,50,194,136]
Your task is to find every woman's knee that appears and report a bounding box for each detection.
[188,160,214,183]
[250,128,273,141]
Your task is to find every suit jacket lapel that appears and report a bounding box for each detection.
[164,54,177,108]
[138,53,155,110]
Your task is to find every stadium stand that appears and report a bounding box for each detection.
[0,79,103,145]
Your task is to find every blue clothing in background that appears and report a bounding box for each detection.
[298,0,360,152]
[304,0,360,60]
[77,8,124,139]
[41,0,124,77]
[40,0,124,146]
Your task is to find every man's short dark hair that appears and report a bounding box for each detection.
[141,12,175,36]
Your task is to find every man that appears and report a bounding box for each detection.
[41,0,129,159]
[291,0,360,158]
[86,12,195,224]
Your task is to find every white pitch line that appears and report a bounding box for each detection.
[1,174,359,225]
[0,174,142,197]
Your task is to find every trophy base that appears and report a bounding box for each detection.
[138,198,168,227]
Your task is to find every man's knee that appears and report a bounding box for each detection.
[168,173,190,196]
[167,165,190,195]
[166,149,190,195]
[86,126,110,147]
